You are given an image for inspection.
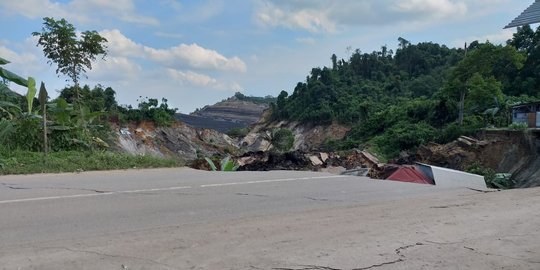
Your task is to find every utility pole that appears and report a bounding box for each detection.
[458,42,468,126]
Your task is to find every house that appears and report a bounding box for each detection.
[512,102,540,128]
[506,2,540,128]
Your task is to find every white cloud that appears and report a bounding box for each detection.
[0,0,158,26]
[100,29,144,57]
[87,56,142,82]
[167,69,241,91]
[167,69,218,87]
[146,44,247,72]
[101,29,247,73]
[255,0,468,33]
[453,29,515,48]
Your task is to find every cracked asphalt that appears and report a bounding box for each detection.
[0,168,539,269]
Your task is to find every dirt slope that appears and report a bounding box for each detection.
[417,130,540,188]
[114,121,237,161]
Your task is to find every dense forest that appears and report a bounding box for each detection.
[271,26,540,158]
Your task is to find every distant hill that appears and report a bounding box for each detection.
[175,93,274,133]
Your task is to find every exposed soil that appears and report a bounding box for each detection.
[114,121,238,161]
[417,130,540,188]
[241,119,350,152]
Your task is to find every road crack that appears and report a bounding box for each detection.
[1,183,108,193]
[1,183,31,190]
[272,243,424,270]
[304,197,345,203]
[235,193,270,198]
[351,242,424,270]
[351,259,403,270]
[430,203,473,209]
[273,265,340,270]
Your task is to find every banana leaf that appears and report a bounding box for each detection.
[0,67,28,87]
[0,100,21,119]
[26,77,37,113]
[204,157,218,171]
[220,156,239,171]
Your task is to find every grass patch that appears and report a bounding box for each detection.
[0,149,183,175]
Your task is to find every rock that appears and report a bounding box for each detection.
[360,151,382,168]
[309,155,323,166]
[341,167,370,177]
[236,156,258,166]
[320,152,329,162]
[320,166,346,174]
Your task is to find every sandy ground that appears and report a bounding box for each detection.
[1,186,539,270]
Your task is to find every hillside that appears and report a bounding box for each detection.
[176,93,274,133]
[271,32,540,159]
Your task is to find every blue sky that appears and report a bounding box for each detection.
[0,0,534,113]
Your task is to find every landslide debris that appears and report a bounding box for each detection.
[192,150,388,177]
[417,130,540,188]
[240,111,350,153]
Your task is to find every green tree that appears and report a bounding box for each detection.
[466,73,503,113]
[265,128,295,152]
[444,43,524,124]
[32,17,107,103]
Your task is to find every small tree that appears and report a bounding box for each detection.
[264,128,295,152]
[32,17,107,104]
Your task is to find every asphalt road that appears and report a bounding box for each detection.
[0,168,539,269]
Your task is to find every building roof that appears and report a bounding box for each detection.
[505,0,540,28]
[386,166,435,185]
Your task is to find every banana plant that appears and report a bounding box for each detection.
[204,155,239,171]
[0,57,37,115]
[0,57,28,87]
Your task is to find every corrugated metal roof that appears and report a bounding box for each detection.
[505,0,540,28]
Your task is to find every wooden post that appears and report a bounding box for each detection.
[38,82,48,155]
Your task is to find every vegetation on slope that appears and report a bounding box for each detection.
[233,92,276,105]
[272,28,540,158]
[0,17,180,174]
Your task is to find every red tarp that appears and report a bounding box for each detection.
[386,166,435,185]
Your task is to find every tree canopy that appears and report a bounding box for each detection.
[32,17,107,89]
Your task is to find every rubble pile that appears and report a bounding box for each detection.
[227,150,398,178]
[416,135,494,171]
